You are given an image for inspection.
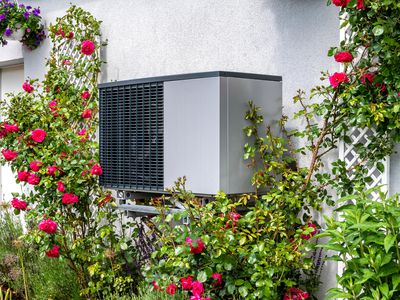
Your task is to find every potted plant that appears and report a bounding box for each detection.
[0,0,45,49]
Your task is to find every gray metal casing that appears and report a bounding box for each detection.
[164,75,282,195]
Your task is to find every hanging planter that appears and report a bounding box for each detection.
[0,1,46,49]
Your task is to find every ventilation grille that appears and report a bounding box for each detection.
[99,82,164,191]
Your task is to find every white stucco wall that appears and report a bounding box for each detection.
[2,0,343,297]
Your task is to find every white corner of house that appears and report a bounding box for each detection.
[0,41,23,67]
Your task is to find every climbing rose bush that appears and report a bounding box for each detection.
[0,5,138,298]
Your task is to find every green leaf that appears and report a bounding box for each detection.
[239,286,248,298]
[384,234,396,253]
[372,25,384,36]
[174,246,186,256]
[197,271,207,283]
[377,162,385,173]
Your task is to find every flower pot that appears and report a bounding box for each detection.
[4,27,25,41]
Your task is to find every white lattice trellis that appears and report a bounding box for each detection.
[339,127,390,200]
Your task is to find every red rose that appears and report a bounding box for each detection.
[2,149,18,161]
[22,81,34,93]
[27,174,41,185]
[212,273,223,288]
[46,245,60,258]
[63,60,72,65]
[62,192,79,205]
[332,0,350,7]
[4,123,19,133]
[166,283,177,295]
[55,28,65,37]
[81,90,91,99]
[180,276,193,290]
[81,40,95,55]
[31,128,47,143]
[356,0,365,9]
[329,72,349,88]
[17,171,30,182]
[361,73,375,85]
[11,198,27,210]
[57,181,65,192]
[38,219,57,234]
[30,161,42,172]
[301,223,318,240]
[186,237,205,254]
[334,51,353,63]
[191,281,204,297]
[283,287,309,300]
[67,32,74,39]
[81,109,92,119]
[152,281,160,291]
[91,164,103,176]
[47,165,60,177]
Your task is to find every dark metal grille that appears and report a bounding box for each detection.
[99,82,164,191]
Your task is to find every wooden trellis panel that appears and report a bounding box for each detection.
[339,127,390,200]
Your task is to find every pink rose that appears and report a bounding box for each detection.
[81,109,92,119]
[191,281,204,297]
[81,90,91,99]
[180,276,193,290]
[91,164,103,176]
[62,192,79,205]
[361,73,375,85]
[356,0,365,9]
[38,219,57,234]
[11,198,27,210]
[166,283,177,295]
[212,273,223,288]
[78,128,87,136]
[46,245,60,258]
[27,174,41,185]
[4,123,19,133]
[283,287,309,300]
[49,100,57,111]
[2,149,18,161]
[22,81,34,93]
[67,32,74,39]
[81,40,95,55]
[334,51,353,63]
[301,223,318,240]
[152,281,160,291]
[57,181,65,192]
[17,171,30,182]
[47,165,60,177]
[31,128,47,143]
[30,161,42,172]
[186,237,205,254]
[329,72,349,88]
[332,0,350,7]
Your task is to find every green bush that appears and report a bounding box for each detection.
[320,189,400,300]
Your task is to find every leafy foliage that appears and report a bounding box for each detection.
[320,190,400,300]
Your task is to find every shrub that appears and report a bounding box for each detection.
[320,189,400,300]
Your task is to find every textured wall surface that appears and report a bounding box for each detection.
[2,0,343,296]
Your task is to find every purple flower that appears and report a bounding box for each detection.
[32,8,40,16]
[4,28,12,37]
[19,4,24,8]
[23,11,30,19]
[0,14,5,22]
[26,28,31,33]
[26,6,32,10]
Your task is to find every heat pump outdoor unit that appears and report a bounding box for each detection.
[99,71,282,196]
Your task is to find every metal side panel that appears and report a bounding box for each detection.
[164,77,220,194]
[226,77,282,194]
